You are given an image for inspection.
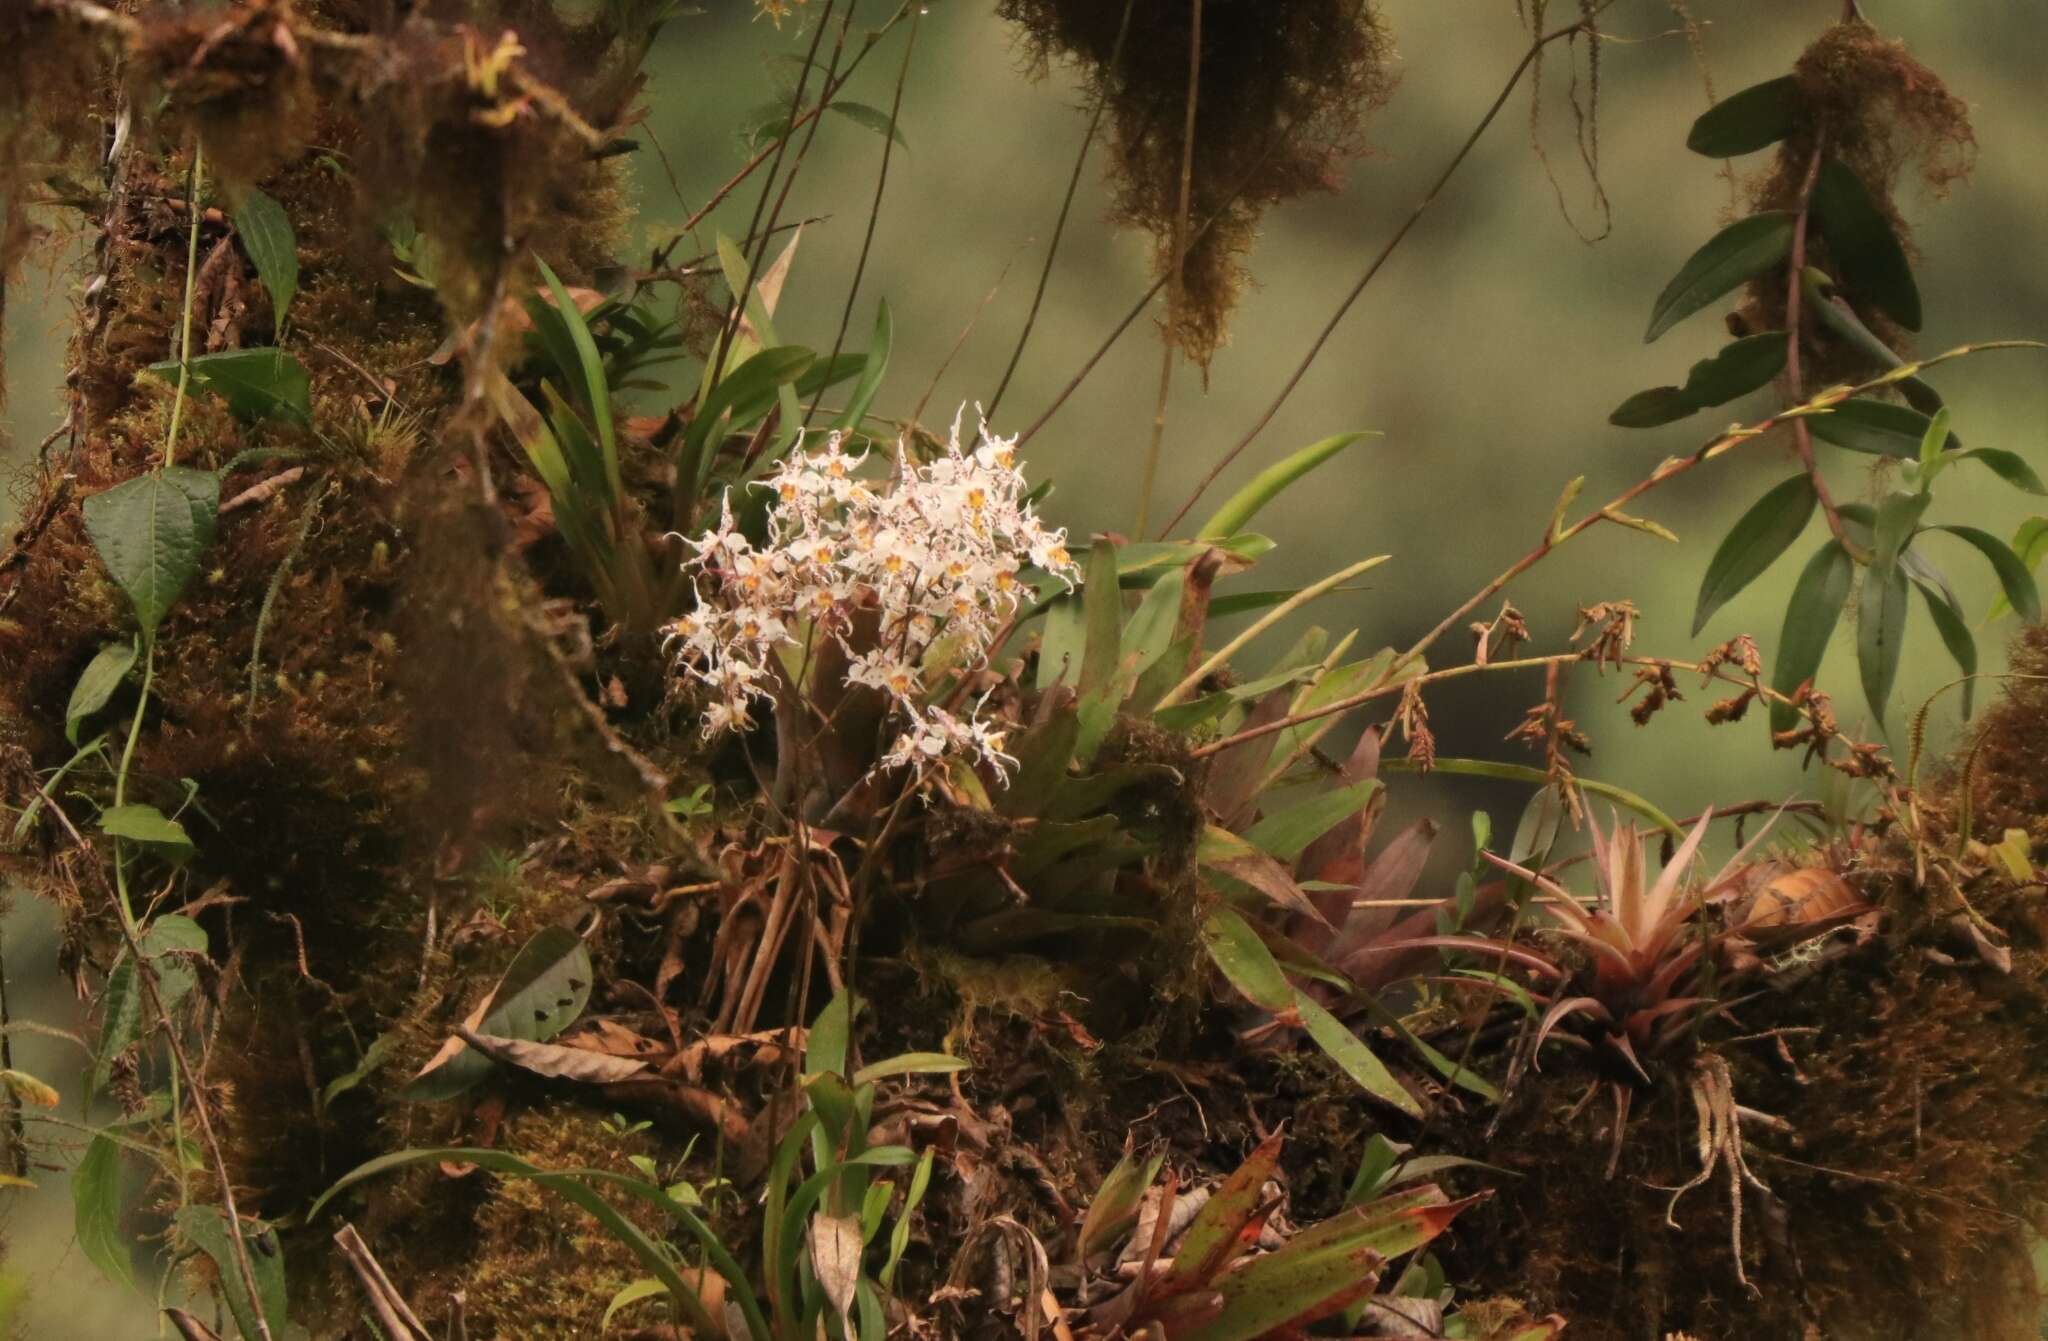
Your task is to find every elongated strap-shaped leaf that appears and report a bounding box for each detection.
[1810,157,1921,330]
[1201,908,1295,1014]
[1645,212,1795,342]
[1929,524,2042,623]
[83,468,221,639]
[1194,432,1375,540]
[1856,559,1908,725]
[1378,758,1681,837]
[1770,541,1854,732]
[1243,779,1383,865]
[1693,473,1815,635]
[1294,989,1422,1117]
[832,299,892,432]
[1987,518,2048,621]
[1908,565,1977,718]
[75,1132,133,1288]
[535,258,619,497]
[1686,75,1801,157]
[1960,448,2048,496]
[1807,397,1958,458]
[1164,1132,1285,1290]
[1609,332,1786,429]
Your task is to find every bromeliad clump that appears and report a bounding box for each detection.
[668,411,1075,778]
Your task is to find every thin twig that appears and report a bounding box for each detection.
[806,5,922,428]
[987,0,1136,423]
[1154,12,1602,539]
[1135,0,1202,538]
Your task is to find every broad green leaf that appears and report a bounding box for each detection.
[1200,908,1293,1014]
[805,990,856,1080]
[827,100,907,148]
[99,803,195,860]
[1810,158,1920,330]
[66,639,138,745]
[75,1133,133,1289]
[1294,990,1422,1117]
[1645,212,1795,342]
[82,468,221,639]
[1693,474,1815,635]
[1807,398,1956,458]
[1686,75,1801,157]
[177,1205,287,1340]
[1770,542,1854,733]
[1869,490,1929,573]
[831,300,892,432]
[234,189,298,326]
[1960,448,2047,496]
[1243,779,1383,865]
[141,915,208,1014]
[403,926,594,1101]
[148,350,311,426]
[1195,432,1374,540]
[1610,333,1787,428]
[1856,559,1908,725]
[1929,524,2041,623]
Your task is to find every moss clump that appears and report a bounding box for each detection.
[998,0,1398,363]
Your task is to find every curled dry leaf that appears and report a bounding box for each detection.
[807,1212,864,1327]
[457,1027,653,1085]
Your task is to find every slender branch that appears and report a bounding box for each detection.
[1785,137,1850,550]
[1153,12,1599,540]
[806,5,922,428]
[163,143,205,470]
[986,0,1136,423]
[1134,0,1200,537]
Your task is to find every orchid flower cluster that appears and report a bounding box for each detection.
[664,410,1077,779]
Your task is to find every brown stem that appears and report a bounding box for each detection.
[1134,0,1202,538]
[1153,10,1603,540]
[1785,138,1851,550]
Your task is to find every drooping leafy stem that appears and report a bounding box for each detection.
[163,142,206,471]
[1387,341,2046,683]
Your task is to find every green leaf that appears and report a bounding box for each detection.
[1929,524,2042,623]
[1856,559,1908,725]
[1200,908,1294,1014]
[92,957,142,1097]
[1693,474,1815,635]
[1959,448,2048,496]
[1610,334,1787,428]
[66,639,138,745]
[141,914,208,1014]
[1378,759,1680,838]
[178,1205,286,1339]
[99,803,196,860]
[826,100,907,148]
[403,927,594,1101]
[1807,398,1956,458]
[321,1031,398,1107]
[849,1052,966,1085]
[1075,539,1123,764]
[682,344,815,491]
[234,189,298,327]
[148,349,311,427]
[806,990,856,1080]
[74,1133,133,1289]
[1686,75,1801,157]
[1242,779,1383,865]
[1645,212,1795,343]
[82,468,221,639]
[1810,158,1920,330]
[535,258,620,501]
[1771,542,1854,732]
[602,1278,670,1330]
[831,300,892,432]
[1076,1146,1165,1262]
[1908,564,1976,718]
[1294,990,1422,1117]
[1194,432,1374,540]
[1987,518,2048,621]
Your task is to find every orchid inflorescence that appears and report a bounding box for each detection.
[664,409,1077,779]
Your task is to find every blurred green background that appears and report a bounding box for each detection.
[3,1,2045,1331]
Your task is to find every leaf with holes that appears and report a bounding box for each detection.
[405,927,594,1101]
[1693,474,1815,635]
[234,189,298,327]
[82,469,220,639]
[1771,541,1854,733]
[1645,213,1795,342]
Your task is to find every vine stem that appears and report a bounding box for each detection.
[1133,0,1201,539]
[1785,137,1850,550]
[163,142,205,469]
[1153,9,1604,540]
